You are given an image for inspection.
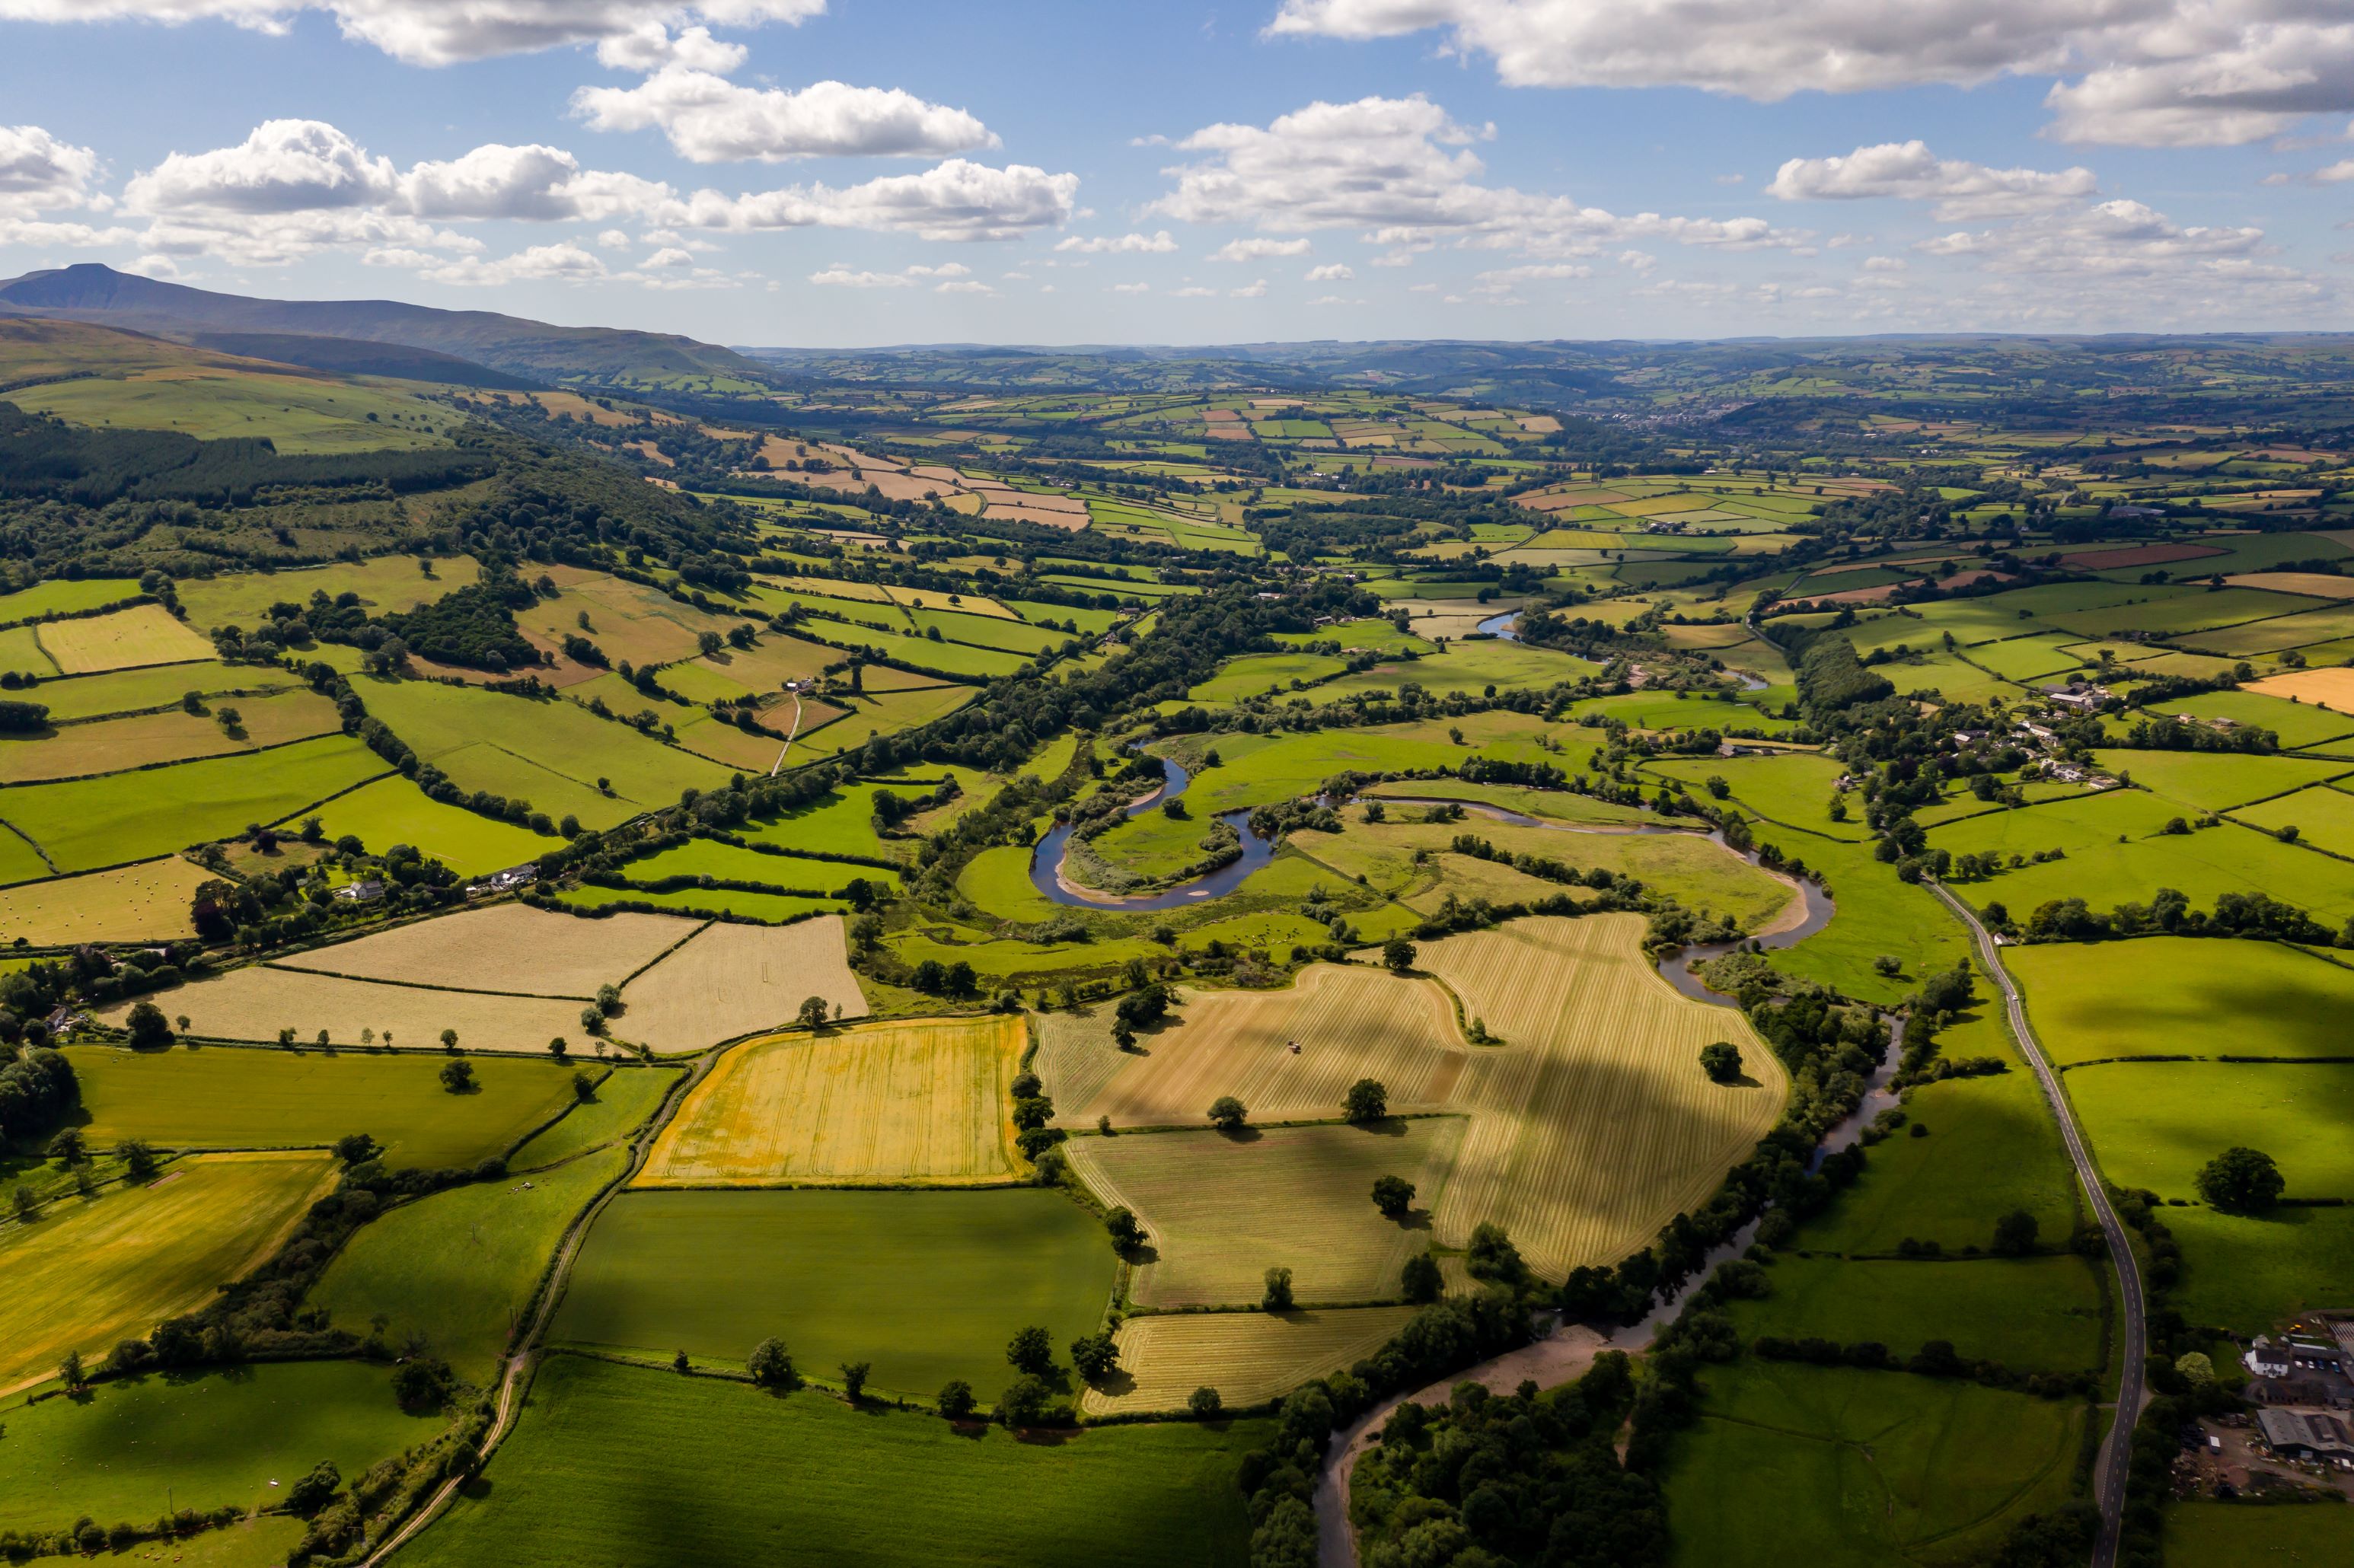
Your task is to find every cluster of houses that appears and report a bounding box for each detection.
[465,862,541,899]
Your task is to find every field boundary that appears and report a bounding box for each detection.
[255,960,598,1002]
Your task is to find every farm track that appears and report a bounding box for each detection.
[360,1048,716,1567]
[1934,884,2145,1568]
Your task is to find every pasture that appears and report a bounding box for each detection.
[100,964,582,1051]
[0,1151,337,1393]
[1953,814,2354,926]
[36,603,215,674]
[69,1042,595,1168]
[9,366,451,454]
[27,661,297,722]
[309,1147,627,1382]
[0,1361,440,1535]
[175,555,480,631]
[2066,1060,2354,1200]
[0,734,386,872]
[2231,783,2354,859]
[616,914,869,1055]
[1081,1305,1420,1417]
[0,856,212,943]
[1727,1255,2107,1373]
[1187,652,1348,703]
[1661,1362,2086,1568]
[0,577,142,626]
[2164,1502,2354,1568]
[557,884,844,923]
[510,1064,680,1169]
[401,1354,1262,1568]
[2005,938,2354,1066]
[278,904,697,998]
[1067,1118,1466,1308]
[637,1015,1020,1186]
[2162,1203,2354,1337]
[301,773,555,873]
[556,1189,1110,1398]
[2097,750,2349,814]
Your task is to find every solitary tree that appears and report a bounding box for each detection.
[1207,1095,1248,1132]
[439,1028,459,1053]
[114,1139,158,1182]
[1105,1206,1146,1254]
[46,1128,86,1165]
[839,1361,872,1403]
[123,1000,174,1050]
[1343,1078,1389,1123]
[1262,1266,1295,1311]
[1699,1042,1743,1084]
[996,1373,1052,1429]
[1188,1385,1223,1419]
[1070,1331,1119,1385]
[2196,1146,2285,1213]
[571,1069,597,1103]
[1400,1251,1444,1303]
[2176,1352,2215,1386]
[334,1133,378,1165]
[1991,1209,2040,1256]
[797,995,831,1030]
[57,1349,85,1391]
[547,1036,568,1060]
[748,1338,796,1389]
[1466,1222,1524,1283]
[1383,937,1418,975]
[937,1378,977,1420]
[1371,1174,1417,1219]
[1006,1325,1054,1375]
[439,1059,476,1094]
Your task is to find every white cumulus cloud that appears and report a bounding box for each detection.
[1054,229,1176,253]
[573,69,995,163]
[1767,141,2097,219]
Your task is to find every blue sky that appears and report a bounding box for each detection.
[1,1,2349,345]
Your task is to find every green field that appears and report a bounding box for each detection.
[2006,939,2354,1066]
[1953,813,2354,925]
[1643,752,1852,836]
[509,1066,681,1171]
[0,578,143,626]
[308,1147,627,1382]
[69,1044,596,1169]
[2164,1203,2354,1334]
[737,783,906,860]
[401,1353,1263,1568]
[0,1360,442,1534]
[353,677,729,830]
[12,368,454,454]
[617,837,886,891]
[2096,750,2349,814]
[1185,651,1348,703]
[557,884,845,923]
[176,556,480,632]
[2164,1500,2354,1568]
[1728,1255,2106,1372]
[2066,1060,2354,1200]
[0,734,387,872]
[21,661,298,722]
[1662,1362,2087,1568]
[553,1189,1113,1401]
[2231,783,2354,859]
[303,774,554,874]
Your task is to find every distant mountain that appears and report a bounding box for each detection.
[0,264,769,389]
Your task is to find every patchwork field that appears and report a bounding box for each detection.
[637,1015,1022,1186]
[1067,1118,1465,1308]
[615,913,869,1054]
[70,1042,600,1168]
[402,1354,1262,1568]
[1081,1305,1419,1417]
[0,854,212,942]
[0,687,340,782]
[0,1150,338,1393]
[98,962,583,1051]
[309,1146,627,1381]
[556,1188,1110,1397]
[277,904,698,997]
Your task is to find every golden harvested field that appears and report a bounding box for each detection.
[0,1151,337,1394]
[636,1015,1023,1186]
[0,689,342,782]
[2247,667,2354,709]
[617,915,869,1054]
[519,568,741,670]
[1417,916,1785,1280]
[1080,1306,1418,1417]
[98,964,583,1052]
[1066,1118,1466,1308]
[0,856,212,943]
[1044,964,1469,1129]
[276,904,700,998]
[36,604,215,674]
[2225,572,2354,600]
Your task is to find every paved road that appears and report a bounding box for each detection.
[1934,884,2145,1568]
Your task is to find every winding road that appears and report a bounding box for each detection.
[1933,883,2145,1568]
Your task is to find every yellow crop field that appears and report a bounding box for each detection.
[98,964,582,1052]
[1061,915,1783,1283]
[0,1151,337,1394]
[0,688,342,783]
[1080,1305,1419,1417]
[278,904,700,998]
[617,915,869,1055]
[36,604,215,674]
[1067,1118,1466,1308]
[1418,915,1785,1280]
[1045,964,1468,1129]
[0,856,213,944]
[636,1015,1023,1186]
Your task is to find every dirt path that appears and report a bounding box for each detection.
[1313,1324,1610,1568]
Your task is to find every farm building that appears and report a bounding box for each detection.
[2254,1410,2354,1464]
